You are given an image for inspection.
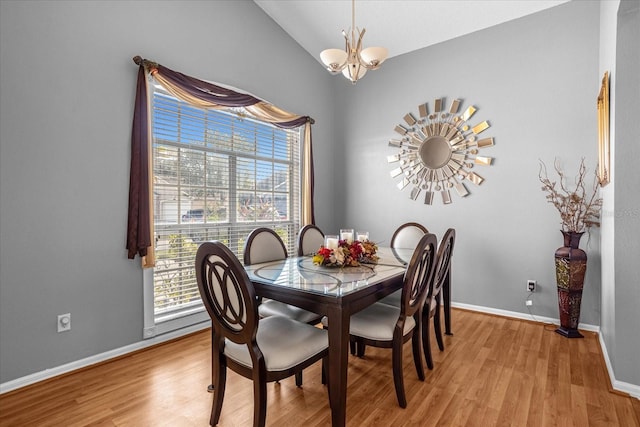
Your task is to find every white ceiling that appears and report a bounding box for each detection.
[254,0,570,62]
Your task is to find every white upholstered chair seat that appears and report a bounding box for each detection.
[224,316,328,371]
[321,303,416,342]
[349,303,416,341]
[258,299,322,324]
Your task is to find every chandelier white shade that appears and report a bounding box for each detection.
[319,0,387,84]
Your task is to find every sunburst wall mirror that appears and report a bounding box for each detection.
[387,98,495,204]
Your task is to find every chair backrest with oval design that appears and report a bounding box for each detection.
[297,224,325,256]
[196,240,329,426]
[422,228,456,370]
[430,228,456,300]
[243,227,288,265]
[195,241,258,345]
[390,222,429,250]
[400,233,438,319]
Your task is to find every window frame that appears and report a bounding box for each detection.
[142,88,303,338]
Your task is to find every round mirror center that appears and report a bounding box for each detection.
[419,136,452,169]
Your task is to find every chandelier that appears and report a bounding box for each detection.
[319,0,388,84]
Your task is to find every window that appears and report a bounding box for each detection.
[144,88,302,335]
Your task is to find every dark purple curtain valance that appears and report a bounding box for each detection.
[153,63,262,107]
[138,57,312,128]
[127,56,315,264]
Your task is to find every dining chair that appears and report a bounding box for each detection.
[195,241,329,427]
[339,233,438,408]
[243,227,288,266]
[297,224,325,256]
[390,222,429,249]
[244,227,323,385]
[378,222,429,309]
[422,228,456,370]
[244,227,323,324]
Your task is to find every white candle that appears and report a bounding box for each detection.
[326,237,339,250]
[340,229,354,244]
[357,232,369,241]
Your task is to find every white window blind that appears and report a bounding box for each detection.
[150,89,301,323]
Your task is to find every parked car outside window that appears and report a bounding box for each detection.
[182,209,204,222]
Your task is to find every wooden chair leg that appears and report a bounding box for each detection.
[391,339,407,408]
[434,303,445,351]
[349,338,356,355]
[355,338,366,358]
[412,324,425,381]
[211,354,227,426]
[208,329,216,393]
[254,372,268,427]
[422,313,434,370]
[295,371,303,387]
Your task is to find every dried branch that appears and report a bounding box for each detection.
[538,158,602,233]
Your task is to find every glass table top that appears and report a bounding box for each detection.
[245,247,413,297]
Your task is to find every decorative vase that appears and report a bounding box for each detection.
[554,230,587,338]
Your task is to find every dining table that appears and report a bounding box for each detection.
[244,246,412,427]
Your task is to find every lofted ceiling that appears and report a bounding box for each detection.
[253,0,571,63]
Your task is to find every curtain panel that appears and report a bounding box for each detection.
[127,56,315,266]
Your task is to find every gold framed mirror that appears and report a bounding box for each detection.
[597,71,610,186]
[387,98,495,205]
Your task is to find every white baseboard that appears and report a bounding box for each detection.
[451,301,600,331]
[0,321,210,395]
[598,333,640,399]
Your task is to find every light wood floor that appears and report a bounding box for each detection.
[1,308,638,426]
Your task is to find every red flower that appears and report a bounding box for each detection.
[349,243,363,259]
[318,247,332,259]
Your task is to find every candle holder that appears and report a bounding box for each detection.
[324,235,339,250]
[356,231,369,242]
[340,229,354,244]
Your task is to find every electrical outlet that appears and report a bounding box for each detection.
[143,326,156,338]
[527,280,536,292]
[57,313,71,332]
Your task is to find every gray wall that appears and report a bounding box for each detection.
[0,0,337,383]
[612,0,640,388]
[338,1,602,321]
[598,0,619,389]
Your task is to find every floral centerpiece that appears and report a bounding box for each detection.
[313,239,379,267]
